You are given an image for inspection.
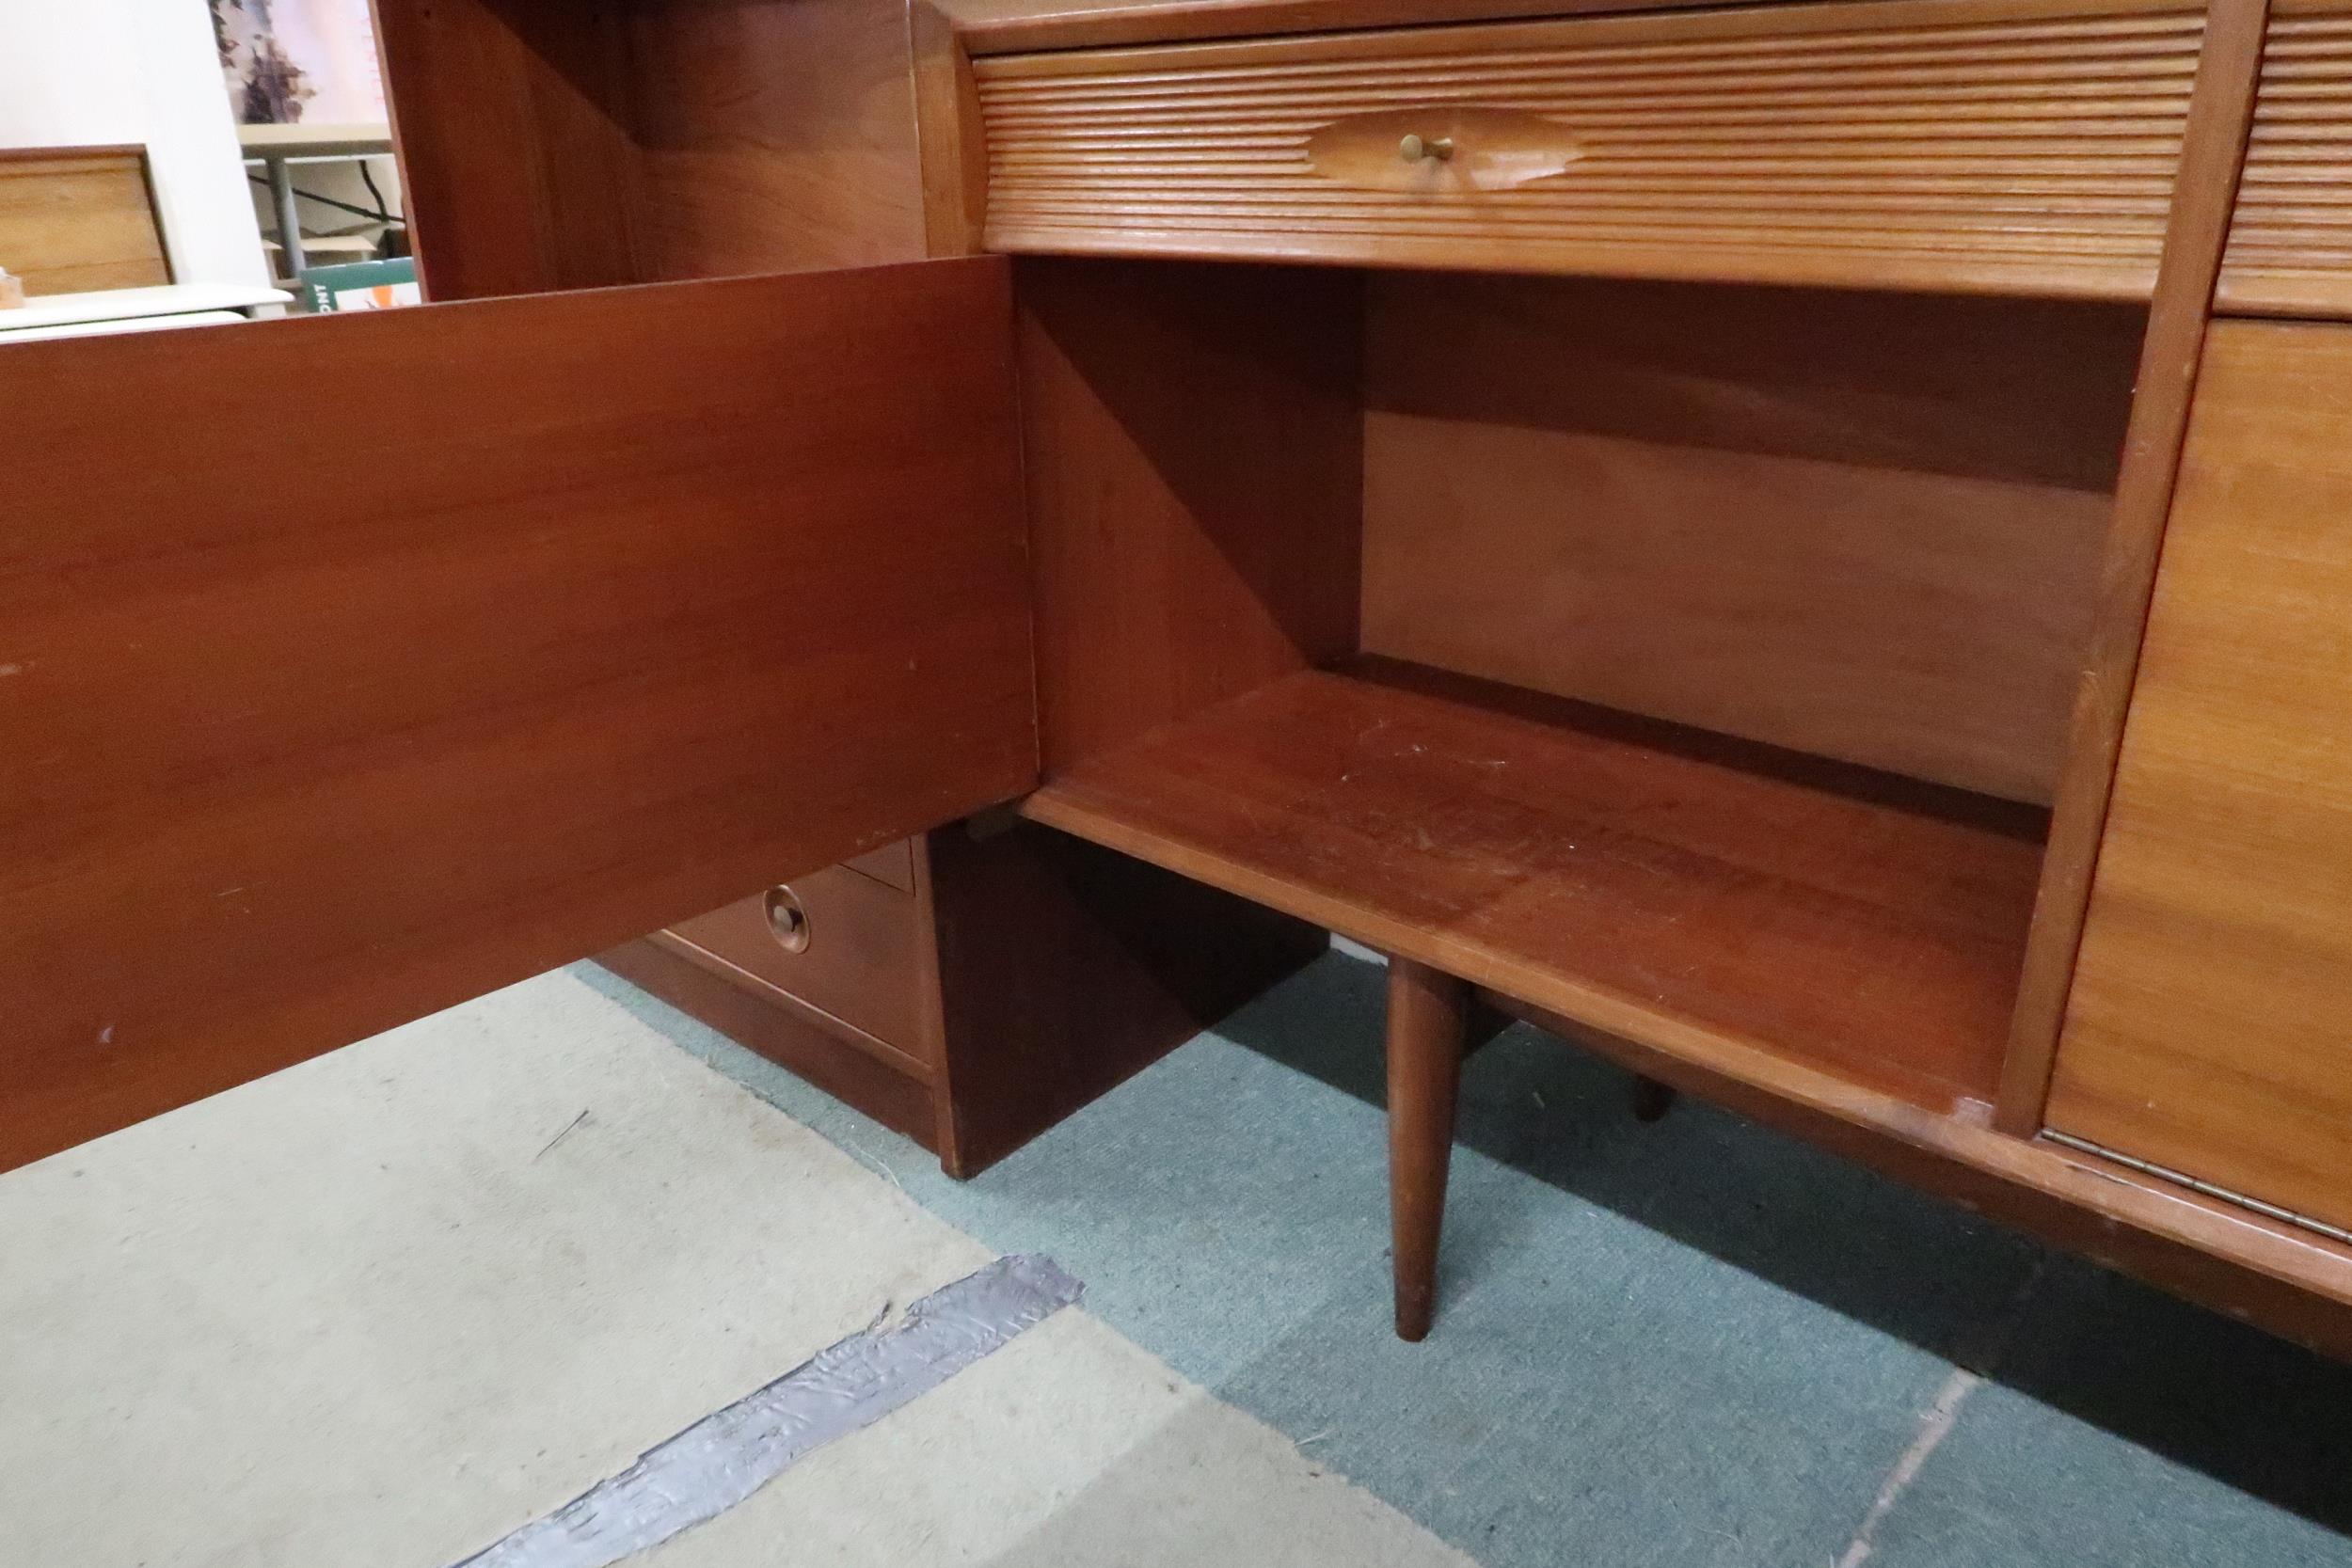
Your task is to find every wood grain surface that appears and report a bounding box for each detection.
[0,260,1034,1171]
[663,866,933,1075]
[2048,321,2352,1236]
[0,147,169,296]
[1388,954,1469,1341]
[373,0,642,299]
[921,821,1326,1175]
[1015,257,1364,770]
[1361,274,2138,802]
[2218,0,2352,315]
[976,0,2202,296]
[376,0,929,297]
[625,0,931,279]
[1998,0,2269,1132]
[947,0,1760,55]
[1026,658,2048,1113]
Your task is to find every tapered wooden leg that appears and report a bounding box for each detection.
[1388,956,1469,1343]
[1630,1074,1677,1123]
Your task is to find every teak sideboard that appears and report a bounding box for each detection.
[8,0,2352,1354]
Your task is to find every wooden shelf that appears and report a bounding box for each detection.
[1022,659,2049,1114]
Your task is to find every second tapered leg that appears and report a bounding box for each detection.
[1388,955,1469,1342]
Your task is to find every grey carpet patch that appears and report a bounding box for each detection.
[451,1254,1084,1568]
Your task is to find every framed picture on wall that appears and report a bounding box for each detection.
[211,0,384,125]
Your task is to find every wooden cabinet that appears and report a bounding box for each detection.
[373,0,1327,1174]
[14,0,2352,1359]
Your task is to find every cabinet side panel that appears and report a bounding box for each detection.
[0,261,1033,1172]
[376,0,928,294]
[373,0,642,298]
[1018,257,1364,771]
[2049,320,2352,1235]
[626,0,929,277]
[925,822,1326,1176]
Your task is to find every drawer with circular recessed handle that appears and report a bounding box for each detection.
[974,0,2201,299]
[664,863,927,1067]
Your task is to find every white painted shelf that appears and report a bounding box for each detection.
[0,284,292,338]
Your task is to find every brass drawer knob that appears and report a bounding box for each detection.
[1311,110,1578,192]
[763,884,811,953]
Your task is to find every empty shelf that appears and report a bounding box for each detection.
[1022,660,2047,1113]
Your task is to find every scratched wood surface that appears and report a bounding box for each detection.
[1027,659,2047,1113]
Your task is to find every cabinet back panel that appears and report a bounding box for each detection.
[1361,274,2142,803]
[0,261,1034,1174]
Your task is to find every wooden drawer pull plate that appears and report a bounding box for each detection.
[1308,107,1583,193]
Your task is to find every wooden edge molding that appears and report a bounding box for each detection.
[966,0,2203,65]
[0,143,149,164]
[1487,990,2352,1362]
[952,0,1883,55]
[909,832,966,1164]
[914,0,991,258]
[1994,0,2273,1135]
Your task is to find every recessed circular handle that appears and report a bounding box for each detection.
[1398,134,1455,163]
[763,884,811,954]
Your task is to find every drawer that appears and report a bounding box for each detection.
[843,838,917,894]
[665,864,930,1069]
[2217,0,2352,319]
[977,0,2202,298]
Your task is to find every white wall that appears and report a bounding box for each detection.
[0,0,272,289]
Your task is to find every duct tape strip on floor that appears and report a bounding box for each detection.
[451,1254,1085,1568]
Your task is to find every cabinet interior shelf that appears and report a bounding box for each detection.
[1022,658,2048,1115]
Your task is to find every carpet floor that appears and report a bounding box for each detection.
[580,947,2352,1568]
[7,946,2347,1567]
[0,969,1470,1568]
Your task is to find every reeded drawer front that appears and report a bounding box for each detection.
[2217,0,2352,317]
[977,0,2203,296]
